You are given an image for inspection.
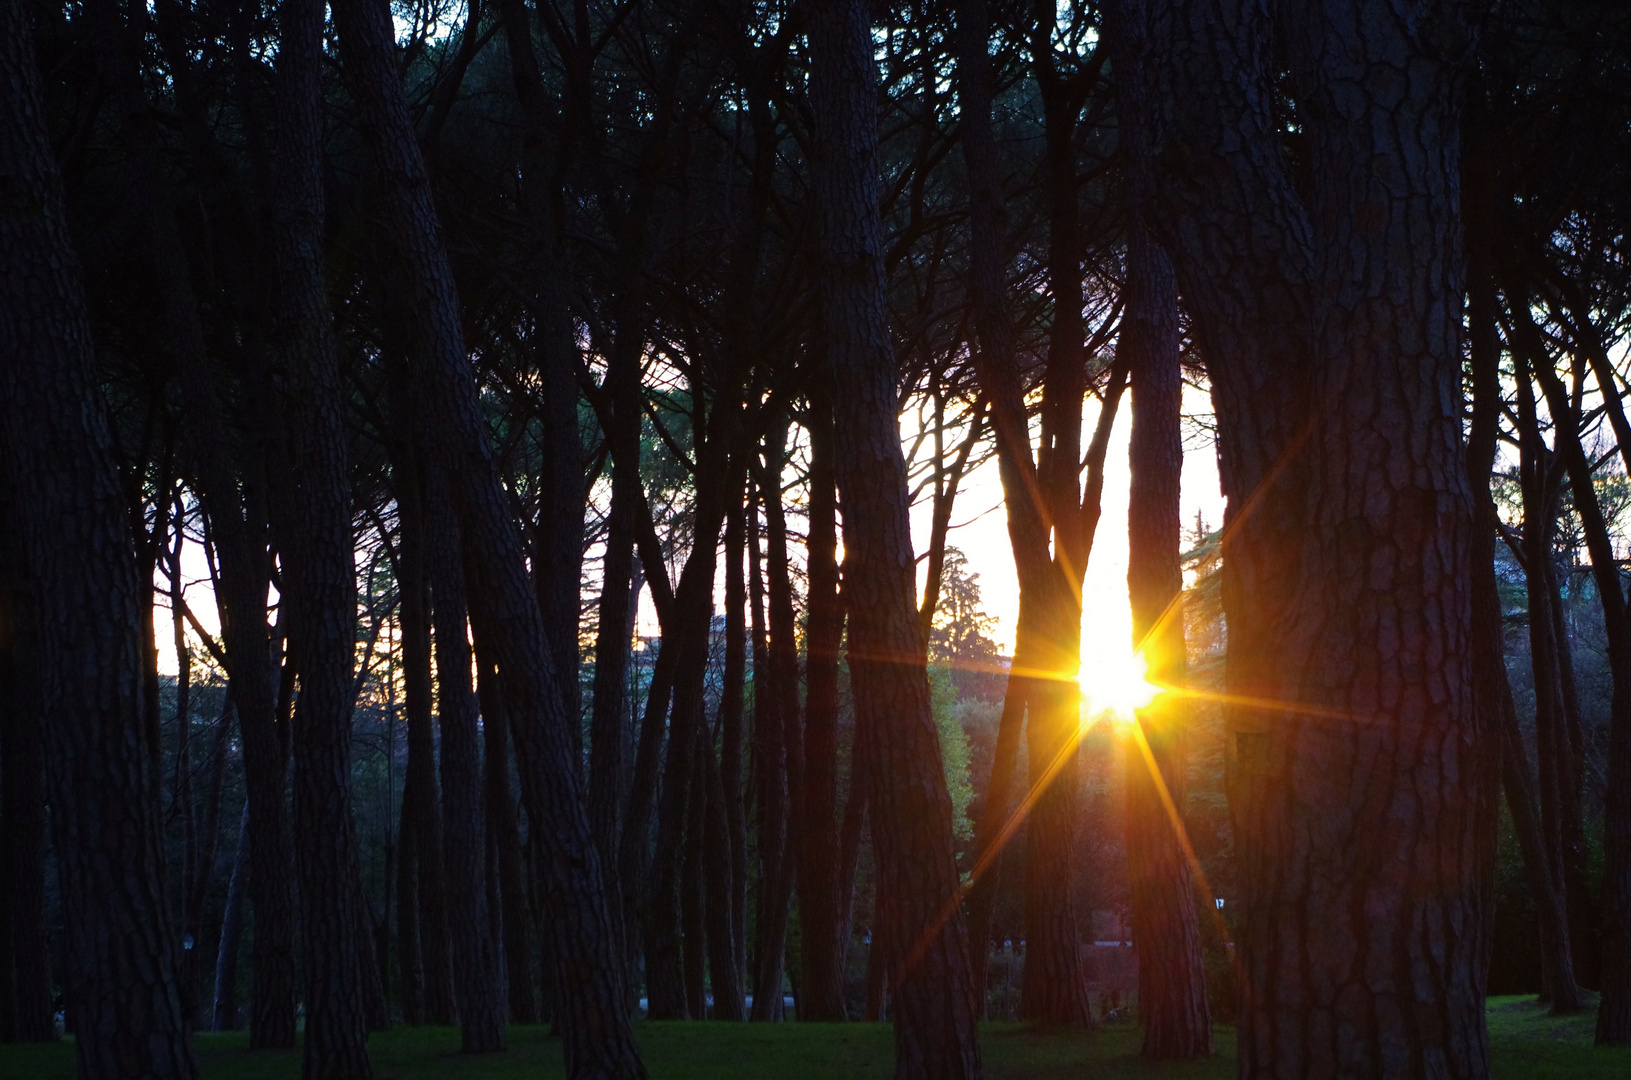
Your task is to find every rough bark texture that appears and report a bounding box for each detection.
[331,1,642,1072]
[1132,0,1493,1074]
[810,2,982,1074]
[271,1,372,1072]
[424,471,508,1052]
[0,580,54,1044]
[1122,228,1212,1058]
[0,7,199,1074]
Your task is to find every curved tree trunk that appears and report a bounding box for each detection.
[0,9,199,1071]
[810,2,982,1073]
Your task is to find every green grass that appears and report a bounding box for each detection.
[0,998,1623,1078]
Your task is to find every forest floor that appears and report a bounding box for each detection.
[0,995,1622,1078]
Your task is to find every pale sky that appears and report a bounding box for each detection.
[155,384,1225,690]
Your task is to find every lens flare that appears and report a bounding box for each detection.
[1078,650,1162,723]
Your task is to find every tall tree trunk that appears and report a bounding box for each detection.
[272,1,372,1071]
[649,496,730,1018]
[799,397,847,1021]
[682,728,711,1019]
[749,461,793,1023]
[810,3,982,1074]
[0,582,54,1043]
[331,3,643,1071]
[424,470,507,1051]
[702,721,746,1020]
[396,788,425,1023]
[214,803,251,1031]
[392,456,457,1026]
[721,497,751,999]
[182,696,233,1029]
[1459,150,1581,1010]
[1135,1,1493,1074]
[0,8,199,1072]
[1510,302,1631,1045]
[1122,227,1212,1057]
[477,662,538,1023]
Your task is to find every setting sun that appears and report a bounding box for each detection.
[1078,647,1163,723]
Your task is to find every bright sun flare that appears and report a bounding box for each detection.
[1077,648,1163,724]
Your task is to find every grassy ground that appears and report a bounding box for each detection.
[0,996,1623,1078]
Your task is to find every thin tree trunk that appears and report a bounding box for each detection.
[1123,227,1212,1057]
[749,466,792,1023]
[397,790,425,1024]
[214,802,251,1031]
[722,498,751,998]
[681,728,711,1018]
[0,8,199,1069]
[424,469,507,1051]
[799,397,847,1021]
[702,722,746,1020]
[393,454,457,1026]
[811,3,982,1073]
[477,662,538,1023]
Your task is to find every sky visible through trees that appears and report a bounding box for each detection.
[3,2,1631,1080]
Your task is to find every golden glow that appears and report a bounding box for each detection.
[1078,648,1162,723]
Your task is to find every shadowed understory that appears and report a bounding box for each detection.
[0,1000,1623,1080]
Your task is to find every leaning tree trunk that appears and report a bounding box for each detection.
[810,2,982,1074]
[1130,0,1494,1075]
[1122,227,1212,1058]
[0,8,199,1074]
[424,469,507,1052]
[214,803,251,1031]
[271,0,372,1072]
[331,1,643,1072]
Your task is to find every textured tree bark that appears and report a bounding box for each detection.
[1131,0,1493,1074]
[1122,227,1212,1057]
[810,2,982,1073]
[213,803,251,1031]
[331,2,643,1072]
[424,471,507,1052]
[477,662,539,1024]
[270,1,373,1071]
[0,584,54,1044]
[0,8,199,1073]
[798,398,848,1021]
